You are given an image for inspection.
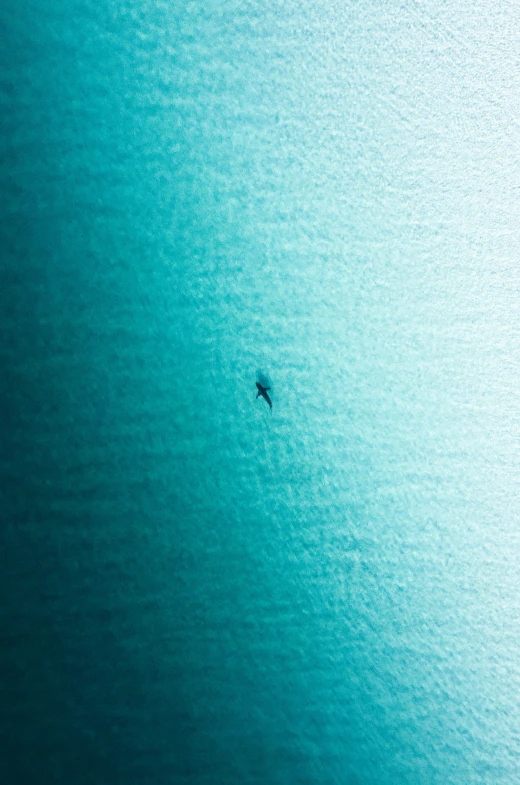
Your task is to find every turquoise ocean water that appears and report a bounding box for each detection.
[2,1,519,782]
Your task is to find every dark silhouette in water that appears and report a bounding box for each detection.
[256,382,272,410]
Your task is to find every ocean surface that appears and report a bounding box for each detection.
[2,1,519,783]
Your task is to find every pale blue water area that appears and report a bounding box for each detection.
[2,1,519,783]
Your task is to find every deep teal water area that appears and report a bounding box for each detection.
[2,1,520,783]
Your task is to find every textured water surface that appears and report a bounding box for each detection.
[2,1,519,783]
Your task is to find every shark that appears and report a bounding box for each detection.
[256,382,272,410]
